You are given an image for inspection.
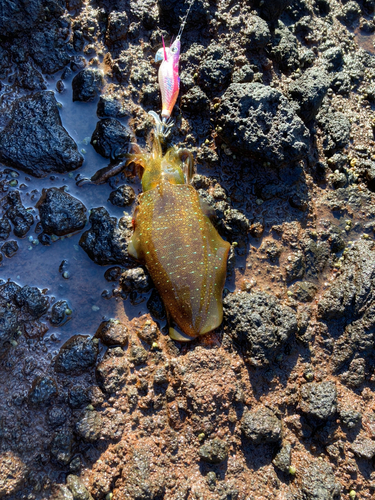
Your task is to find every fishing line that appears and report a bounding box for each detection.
[177,0,196,40]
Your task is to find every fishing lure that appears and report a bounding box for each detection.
[153,0,195,135]
[155,36,181,126]
[127,122,230,342]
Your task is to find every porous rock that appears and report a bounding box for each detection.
[0,92,83,177]
[223,291,297,366]
[54,335,98,375]
[72,68,103,102]
[75,409,102,443]
[5,191,34,237]
[28,376,58,405]
[299,458,341,499]
[95,320,128,346]
[50,300,71,326]
[79,208,133,266]
[50,431,73,465]
[199,44,234,92]
[51,484,74,500]
[67,475,94,500]
[91,118,132,159]
[317,109,351,155]
[120,268,152,295]
[300,381,337,421]
[350,435,375,459]
[241,408,282,443]
[318,241,375,377]
[96,347,128,393]
[109,185,136,207]
[242,14,271,49]
[37,188,87,236]
[288,66,330,122]
[15,285,49,318]
[0,452,27,497]
[216,83,309,167]
[199,438,228,464]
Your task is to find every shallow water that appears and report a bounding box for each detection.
[0,73,146,345]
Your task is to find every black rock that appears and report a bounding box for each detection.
[5,191,34,238]
[271,22,299,72]
[0,282,21,350]
[199,44,234,93]
[241,408,282,443]
[97,94,130,119]
[0,92,83,177]
[216,83,309,167]
[14,62,46,91]
[223,291,297,366]
[272,443,291,473]
[331,71,351,95]
[338,1,361,26]
[300,381,337,422]
[147,289,166,320]
[15,285,49,318]
[0,217,11,240]
[109,185,136,207]
[339,407,362,429]
[95,320,128,346]
[37,188,87,236]
[54,335,99,375]
[79,209,133,266]
[300,459,341,499]
[28,376,58,405]
[257,0,291,21]
[75,409,102,443]
[0,0,62,37]
[317,109,351,155]
[106,10,129,46]
[1,240,19,258]
[68,384,89,409]
[96,347,128,393]
[180,86,210,114]
[289,281,318,302]
[50,431,73,465]
[242,14,271,49]
[120,268,152,295]
[50,300,71,326]
[351,436,375,459]
[285,251,305,282]
[29,27,70,74]
[47,406,68,428]
[72,69,104,102]
[288,67,330,122]
[322,47,344,72]
[199,438,228,464]
[91,118,132,159]
[158,0,209,33]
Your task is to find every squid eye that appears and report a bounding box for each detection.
[171,46,178,53]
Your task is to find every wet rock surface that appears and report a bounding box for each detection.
[37,188,87,237]
[1,0,375,498]
[91,118,132,159]
[0,92,83,177]
[79,208,133,266]
[54,335,99,375]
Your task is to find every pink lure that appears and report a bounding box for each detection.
[156,37,181,120]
